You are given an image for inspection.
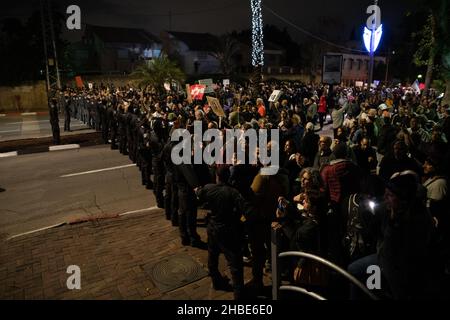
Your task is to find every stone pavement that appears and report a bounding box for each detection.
[0,208,272,300]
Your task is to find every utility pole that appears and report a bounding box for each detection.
[384,49,395,85]
[40,0,61,95]
[40,0,61,145]
[367,0,377,87]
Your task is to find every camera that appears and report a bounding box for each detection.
[277,199,289,212]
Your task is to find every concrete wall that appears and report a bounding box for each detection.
[64,75,142,88]
[0,81,48,113]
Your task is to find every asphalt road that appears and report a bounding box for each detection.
[0,145,156,238]
[0,114,94,142]
[0,117,335,239]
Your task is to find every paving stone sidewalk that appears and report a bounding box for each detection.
[0,209,272,300]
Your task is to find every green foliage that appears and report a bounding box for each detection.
[132,55,185,92]
[431,79,446,93]
[412,14,436,67]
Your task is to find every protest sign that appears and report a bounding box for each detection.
[268,90,282,102]
[206,96,225,118]
[190,84,206,100]
[199,79,214,93]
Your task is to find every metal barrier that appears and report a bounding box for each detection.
[271,227,378,300]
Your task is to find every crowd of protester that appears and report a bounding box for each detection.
[53,80,450,300]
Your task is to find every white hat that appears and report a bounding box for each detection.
[379,103,388,111]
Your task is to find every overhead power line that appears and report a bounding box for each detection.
[262,4,367,54]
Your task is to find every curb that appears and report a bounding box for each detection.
[0,144,80,157]
[6,206,161,241]
[0,151,18,158]
[49,144,80,151]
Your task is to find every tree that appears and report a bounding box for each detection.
[0,1,67,85]
[132,55,185,93]
[209,34,239,75]
[412,0,450,103]
[412,13,437,90]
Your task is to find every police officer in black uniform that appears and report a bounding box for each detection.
[174,159,206,248]
[100,96,109,144]
[107,101,118,149]
[64,93,72,131]
[138,116,152,188]
[149,117,166,208]
[162,123,179,225]
[49,96,61,144]
[118,103,128,155]
[195,166,252,300]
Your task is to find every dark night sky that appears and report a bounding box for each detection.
[3,0,414,46]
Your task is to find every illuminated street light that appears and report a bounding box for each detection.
[363,24,383,53]
[364,0,382,86]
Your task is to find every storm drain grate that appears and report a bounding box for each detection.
[145,254,208,293]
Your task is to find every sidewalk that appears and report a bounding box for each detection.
[0,131,101,154]
[0,208,272,300]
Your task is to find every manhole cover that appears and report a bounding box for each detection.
[146,254,208,293]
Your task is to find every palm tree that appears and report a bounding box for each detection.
[132,55,185,93]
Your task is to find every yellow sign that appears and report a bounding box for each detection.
[206,96,225,118]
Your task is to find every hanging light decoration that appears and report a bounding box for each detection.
[251,0,264,67]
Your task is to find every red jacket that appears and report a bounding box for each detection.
[321,159,360,203]
[258,105,266,118]
[318,96,327,113]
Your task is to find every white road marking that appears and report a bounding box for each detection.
[21,112,37,116]
[6,119,86,125]
[0,129,24,133]
[118,206,159,217]
[7,120,51,125]
[0,124,87,133]
[60,164,136,178]
[7,222,66,240]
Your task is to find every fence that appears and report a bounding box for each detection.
[271,227,378,300]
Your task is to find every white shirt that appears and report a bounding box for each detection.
[423,177,448,201]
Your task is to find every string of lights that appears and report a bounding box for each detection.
[251,0,264,66]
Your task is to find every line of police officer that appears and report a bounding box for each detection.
[60,88,209,251]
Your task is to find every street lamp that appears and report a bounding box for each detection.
[364,0,382,86]
[418,74,423,79]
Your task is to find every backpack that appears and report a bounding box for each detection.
[343,194,368,261]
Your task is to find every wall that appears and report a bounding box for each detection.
[0,81,48,113]
[64,75,141,88]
